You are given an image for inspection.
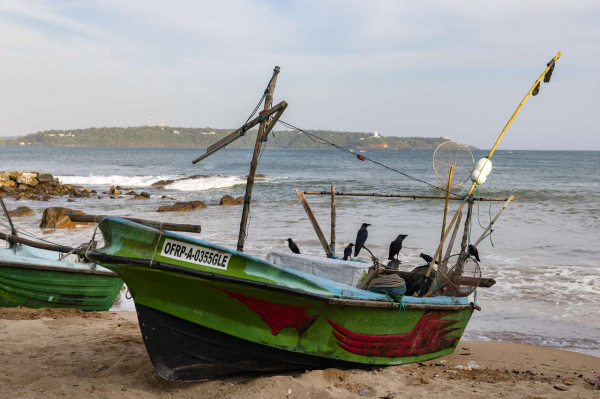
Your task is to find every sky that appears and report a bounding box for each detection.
[0,0,598,150]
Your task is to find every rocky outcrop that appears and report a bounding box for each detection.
[157,201,207,212]
[129,192,150,200]
[236,196,244,204]
[220,195,239,205]
[0,171,91,201]
[106,186,121,195]
[8,206,35,217]
[150,175,210,188]
[40,207,94,229]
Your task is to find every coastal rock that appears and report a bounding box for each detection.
[220,195,239,205]
[37,173,58,184]
[0,172,9,182]
[189,200,207,209]
[236,196,244,204]
[8,206,35,217]
[2,180,16,188]
[125,191,137,195]
[8,171,18,180]
[161,195,175,200]
[130,192,150,200]
[40,207,92,229]
[107,186,121,195]
[150,180,174,188]
[17,172,38,186]
[157,201,205,212]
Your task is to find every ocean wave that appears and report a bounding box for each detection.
[165,176,246,191]
[56,174,180,187]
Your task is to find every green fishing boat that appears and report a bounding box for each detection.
[0,244,123,311]
[87,216,478,380]
[86,55,559,381]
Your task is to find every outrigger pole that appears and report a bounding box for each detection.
[420,52,562,292]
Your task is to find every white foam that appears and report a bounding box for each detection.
[56,174,179,187]
[165,176,246,191]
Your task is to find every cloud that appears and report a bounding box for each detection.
[0,0,598,149]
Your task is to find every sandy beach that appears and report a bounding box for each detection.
[0,307,597,399]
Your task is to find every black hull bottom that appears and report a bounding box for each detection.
[136,304,362,381]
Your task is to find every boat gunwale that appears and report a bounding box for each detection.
[87,251,476,311]
[0,260,118,277]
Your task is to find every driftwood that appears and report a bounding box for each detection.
[68,214,201,233]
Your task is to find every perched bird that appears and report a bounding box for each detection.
[286,238,301,254]
[343,243,354,261]
[354,223,370,257]
[388,234,408,260]
[420,253,434,264]
[467,244,480,262]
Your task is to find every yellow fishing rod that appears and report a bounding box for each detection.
[420,51,562,293]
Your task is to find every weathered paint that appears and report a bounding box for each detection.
[91,217,475,367]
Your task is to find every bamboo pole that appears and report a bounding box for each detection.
[473,196,514,248]
[439,166,454,267]
[302,191,509,202]
[331,185,336,257]
[237,66,281,252]
[295,189,333,258]
[68,214,201,233]
[423,52,561,282]
[440,210,462,274]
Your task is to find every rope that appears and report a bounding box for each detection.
[279,120,464,199]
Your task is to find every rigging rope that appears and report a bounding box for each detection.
[278,120,464,199]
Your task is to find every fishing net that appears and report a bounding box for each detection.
[441,254,481,297]
[433,141,474,189]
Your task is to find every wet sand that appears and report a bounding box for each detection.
[0,307,598,398]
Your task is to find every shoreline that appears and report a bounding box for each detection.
[1,307,598,398]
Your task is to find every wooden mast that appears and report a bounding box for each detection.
[237,66,280,252]
[330,185,336,257]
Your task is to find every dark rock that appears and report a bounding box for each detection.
[37,173,57,184]
[67,198,75,202]
[161,195,175,200]
[220,195,239,205]
[150,180,174,188]
[8,206,35,217]
[189,200,207,209]
[40,207,92,229]
[130,192,150,200]
[236,196,245,204]
[125,191,137,195]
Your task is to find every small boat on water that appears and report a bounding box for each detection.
[86,54,560,381]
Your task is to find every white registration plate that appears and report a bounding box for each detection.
[160,238,231,270]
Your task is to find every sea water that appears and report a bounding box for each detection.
[1,146,599,357]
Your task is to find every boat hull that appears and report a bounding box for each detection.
[89,217,475,380]
[0,260,123,311]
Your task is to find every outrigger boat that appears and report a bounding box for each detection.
[86,54,560,381]
[0,200,123,311]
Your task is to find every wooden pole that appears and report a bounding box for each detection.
[473,196,514,248]
[440,210,462,275]
[237,66,280,252]
[331,185,336,257]
[0,232,74,253]
[295,189,333,258]
[68,214,201,233]
[302,191,509,202]
[192,101,288,164]
[423,52,561,282]
[439,166,454,267]
[0,197,17,238]
[460,198,474,256]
